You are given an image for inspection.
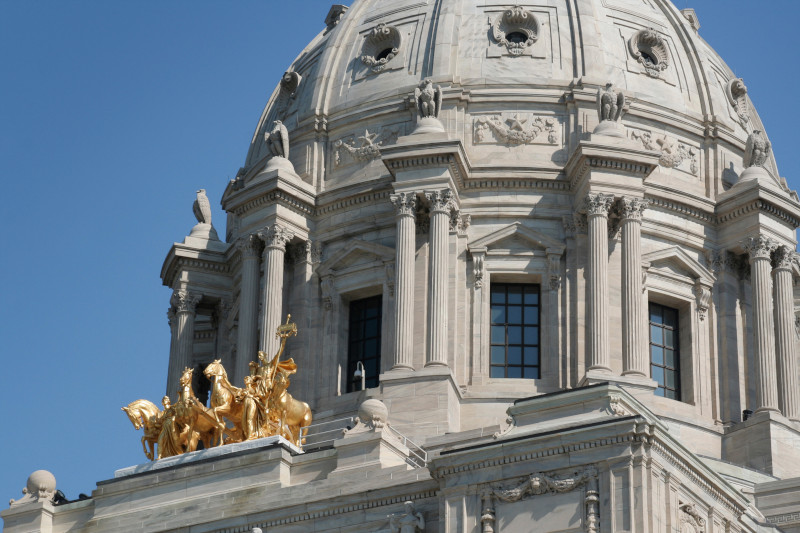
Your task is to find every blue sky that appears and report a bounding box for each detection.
[1,1,798,508]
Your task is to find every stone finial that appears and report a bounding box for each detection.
[413,79,445,134]
[592,83,626,138]
[743,130,770,168]
[344,398,389,435]
[9,470,57,507]
[263,120,296,173]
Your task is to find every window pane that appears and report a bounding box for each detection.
[524,347,539,366]
[654,387,665,397]
[491,346,505,365]
[347,296,382,393]
[491,326,505,345]
[664,329,675,348]
[364,339,378,357]
[508,286,523,304]
[507,366,522,378]
[365,357,379,376]
[524,306,539,325]
[650,304,662,323]
[508,326,522,345]
[507,306,522,324]
[508,347,522,365]
[365,319,379,338]
[491,305,506,323]
[651,346,664,365]
[523,366,539,379]
[365,305,379,318]
[665,369,676,389]
[524,288,539,305]
[524,326,539,345]
[665,389,678,400]
[663,307,678,328]
[650,325,663,345]
[491,286,506,304]
[490,366,505,378]
[652,366,665,386]
[665,348,676,368]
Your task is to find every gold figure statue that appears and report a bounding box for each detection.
[123,315,312,460]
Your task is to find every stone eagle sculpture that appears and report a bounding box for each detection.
[192,189,212,225]
[597,83,625,123]
[266,120,290,159]
[743,130,770,168]
[415,79,442,119]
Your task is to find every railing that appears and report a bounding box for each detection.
[298,417,428,468]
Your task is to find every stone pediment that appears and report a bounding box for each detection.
[317,240,394,277]
[642,247,714,287]
[469,222,565,256]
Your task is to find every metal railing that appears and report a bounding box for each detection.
[385,424,428,468]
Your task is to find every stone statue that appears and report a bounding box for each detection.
[412,79,445,134]
[266,120,290,160]
[743,130,770,168]
[389,501,425,533]
[593,83,626,137]
[192,189,212,225]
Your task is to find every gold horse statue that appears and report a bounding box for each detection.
[204,359,244,444]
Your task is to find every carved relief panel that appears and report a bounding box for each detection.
[628,126,699,176]
[473,113,560,146]
[331,124,402,169]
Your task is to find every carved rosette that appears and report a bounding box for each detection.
[257,224,294,251]
[629,28,669,77]
[743,130,771,168]
[491,6,540,56]
[361,23,401,72]
[171,289,201,314]
[426,189,454,215]
[235,234,262,260]
[390,191,417,217]
[726,77,749,124]
[743,234,778,261]
[617,197,649,221]
[583,193,615,218]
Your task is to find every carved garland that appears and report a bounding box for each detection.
[474,114,558,145]
[629,28,670,77]
[630,130,698,175]
[491,6,540,56]
[361,23,402,72]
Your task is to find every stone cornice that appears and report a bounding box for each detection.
[160,244,230,288]
[716,198,800,229]
[381,136,469,191]
[564,141,660,192]
[221,171,316,218]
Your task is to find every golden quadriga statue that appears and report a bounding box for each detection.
[123,315,312,460]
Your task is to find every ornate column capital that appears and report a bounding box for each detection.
[617,196,649,221]
[235,233,262,259]
[583,192,615,218]
[390,191,417,217]
[257,224,295,252]
[425,188,455,215]
[171,289,201,314]
[743,234,778,261]
[290,241,322,266]
[773,245,794,271]
[450,211,471,236]
[167,307,176,326]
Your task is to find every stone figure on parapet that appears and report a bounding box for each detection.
[388,501,425,533]
[743,130,770,168]
[412,79,445,134]
[123,315,312,460]
[263,120,297,173]
[192,189,212,225]
[592,83,626,138]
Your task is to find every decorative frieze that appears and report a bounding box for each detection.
[333,127,400,167]
[629,28,669,77]
[490,6,540,56]
[473,114,558,145]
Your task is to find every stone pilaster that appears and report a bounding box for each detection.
[618,197,649,376]
[425,188,454,367]
[257,224,294,357]
[773,246,800,420]
[743,235,779,413]
[234,234,262,385]
[584,193,615,373]
[390,192,417,370]
[167,289,201,398]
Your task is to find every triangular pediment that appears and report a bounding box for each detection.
[642,247,714,286]
[469,222,565,255]
[317,240,394,277]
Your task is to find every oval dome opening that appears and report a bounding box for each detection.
[506,31,527,44]
[375,48,394,61]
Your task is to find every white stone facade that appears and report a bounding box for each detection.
[6,0,800,532]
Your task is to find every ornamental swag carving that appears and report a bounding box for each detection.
[334,127,399,167]
[630,129,698,175]
[474,114,558,145]
[490,6,540,56]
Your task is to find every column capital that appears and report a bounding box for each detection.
[743,234,778,261]
[171,289,201,314]
[290,241,322,266]
[167,307,176,326]
[257,224,295,251]
[235,234,262,259]
[583,192,615,217]
[773,245,795,271]
[616,196,649,221]
[449,211,470,236]
[425,188,455,215]
[390,191,417,217]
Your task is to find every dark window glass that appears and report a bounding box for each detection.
[649,302,680,400]
[489,283,541,379]
[347,295,382,392]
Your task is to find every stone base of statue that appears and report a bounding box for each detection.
[413,116,445,135]
[592,120,626,138]
[263,155,298,174]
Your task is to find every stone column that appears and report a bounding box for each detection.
[167,289,201,398]
[390,192,417,370]
[584,193,615,373]
[234,234,262,385]
[743,235,779,413]
[618,197,649,376]
[425,188,454,367]
[258,224,295,357]
[773,246,800,420]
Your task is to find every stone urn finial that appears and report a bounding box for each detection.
[9,470,57,507]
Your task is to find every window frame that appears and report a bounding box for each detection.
[346,295,383,392]
[489,282,542,379]
[649,302,681,400]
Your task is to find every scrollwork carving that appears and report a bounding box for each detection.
[320,275,336,310]
[491,6,540,56]
[548,253,561,290]
[361,23,401,72]
[694,283,711,321]
[334,127,399,167]
[492,467,598,502]
[726,77,749,124]
[629,28,670,77]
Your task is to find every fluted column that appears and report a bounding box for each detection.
[390,192,417,370]
[425,188,454,367]
[234,234,262,384]
[618,197,649,376]
[773,246,800,420]
[584,193,615,373]
[167,289,201,397]
[258,224,294,357]
[743,235,779,413]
